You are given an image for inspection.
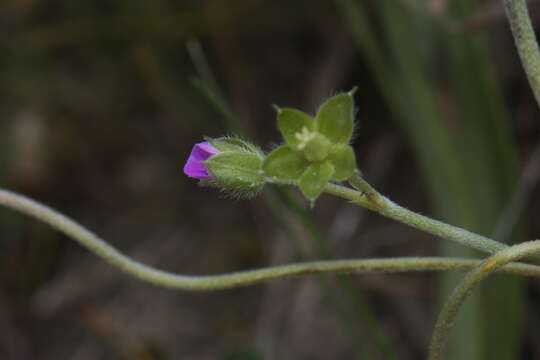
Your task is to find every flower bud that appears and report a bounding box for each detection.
[183,141,221,180]
[184,138,265,198]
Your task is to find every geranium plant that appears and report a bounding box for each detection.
[1,1,540,358]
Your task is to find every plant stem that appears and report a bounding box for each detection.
[428,240,540,360]
[2,187,539,291]
[503,0,540,110]
[324,182,508,255]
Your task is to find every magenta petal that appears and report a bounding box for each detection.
[183,141,221,179]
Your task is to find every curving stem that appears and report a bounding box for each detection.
[1,187,539,291]
[428,240,540,360]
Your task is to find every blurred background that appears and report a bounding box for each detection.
[1,0,540,359]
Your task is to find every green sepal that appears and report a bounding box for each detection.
[276,108,315,148]
[327,144,356,181]
[262,145,309,180]
[206,136,264,157]
[203,151,264,197]
[299,161,335,203]
[315,90,354,144]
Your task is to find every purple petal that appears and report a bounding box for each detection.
[183,141,221,180]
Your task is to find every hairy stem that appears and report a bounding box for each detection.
[428,240,540,360]
[503,0,540,110]
[324,181,508,255]
[1,188,539,291]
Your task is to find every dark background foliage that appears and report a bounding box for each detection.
[1,0,540,359]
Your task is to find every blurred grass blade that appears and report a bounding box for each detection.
[263,189,368,359]
[187,39,241,135]
[337,1,524,358]
[443,1,524,358]
[276,189,398,360]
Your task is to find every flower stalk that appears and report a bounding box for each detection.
[322,179,508,255]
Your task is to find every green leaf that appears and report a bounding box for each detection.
[277,108,315,147]
[262,145,308,180]
[204,151,264,196]
[327,144,356,181]
[315,91,354,144]
[299,161,335,202]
